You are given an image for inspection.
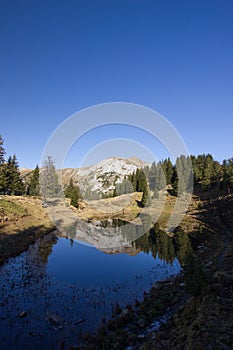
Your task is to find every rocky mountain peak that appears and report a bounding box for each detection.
[76,156,149,196]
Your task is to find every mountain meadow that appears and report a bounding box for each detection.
[0,134,233,349]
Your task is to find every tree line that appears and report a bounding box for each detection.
[113,168,151,207]
[126,154,233,201]
[0,135,25,195]
[0,134,232,203]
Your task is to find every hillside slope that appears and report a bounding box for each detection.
[22,156,149,195]
[62,156,149,195]
[0,196,55,264]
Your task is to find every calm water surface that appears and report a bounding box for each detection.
[0,228,180,349]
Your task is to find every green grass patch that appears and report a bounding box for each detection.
[0,198,28,217]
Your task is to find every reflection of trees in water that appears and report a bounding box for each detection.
[22,232,58,281]
[104,214,153,243]
[37,232,58,264]
[133,223,192,265]
[97,217,192,264]
[173,226,193,264]
[27,232,58,267]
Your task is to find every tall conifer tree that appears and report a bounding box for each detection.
[28,165,40,196]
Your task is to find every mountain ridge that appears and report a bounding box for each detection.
[64,156,150,195]
[20,156,151,196]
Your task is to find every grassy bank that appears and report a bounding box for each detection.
[0,195,55,265]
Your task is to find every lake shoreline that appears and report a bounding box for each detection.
[0,218,181,350]
[0,226,57,266]
[76,194,233,349]
[0,195,56,265]
[77,272,188,349]
[1,194,232,349]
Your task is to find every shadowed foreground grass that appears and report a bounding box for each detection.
[0,196,55,264]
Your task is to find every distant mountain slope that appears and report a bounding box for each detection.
[21,157,150,196]
[76,156,149,195]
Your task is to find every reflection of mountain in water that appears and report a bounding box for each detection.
[71,213,153,251]
[73,216,192,265]
[28,211,192,266]
[0,220,182,350]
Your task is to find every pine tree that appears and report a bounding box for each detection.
[0,135,6,193]
[4,155,25,195]
[202,154,213,189]
[222,158,233,193]
[141,182,151,207]
[176,155,193,195]
[40,156,60,202]
[227,158,233,192]
[156,163,166,191]
[135,168,141,191]
[171,167,178,196]
[148,161,157,190]
[64,178,74,198]
[0,163,7,194]
[0,135,5,165]
[131,171,137,191]
[191,154,215,189]
[70,189,79,208]
[119,178,133,195]
[0,142,5,192]
[143,165,150,177]
[211,160,222,184]
[137,169,147,192]
[64,177,82,207]
[162,158,173,185]
[28,165,40,196]
[222,159,228,184]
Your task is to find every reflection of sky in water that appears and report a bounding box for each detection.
[47,238,179,287]
[0,233,180,350]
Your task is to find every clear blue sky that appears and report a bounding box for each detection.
[0,0,232,168]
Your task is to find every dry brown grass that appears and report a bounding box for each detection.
[0,195,55,264]
[0,195,53,236]
[75,192,143,222]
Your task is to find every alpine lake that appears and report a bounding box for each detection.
[0,218,191,349]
